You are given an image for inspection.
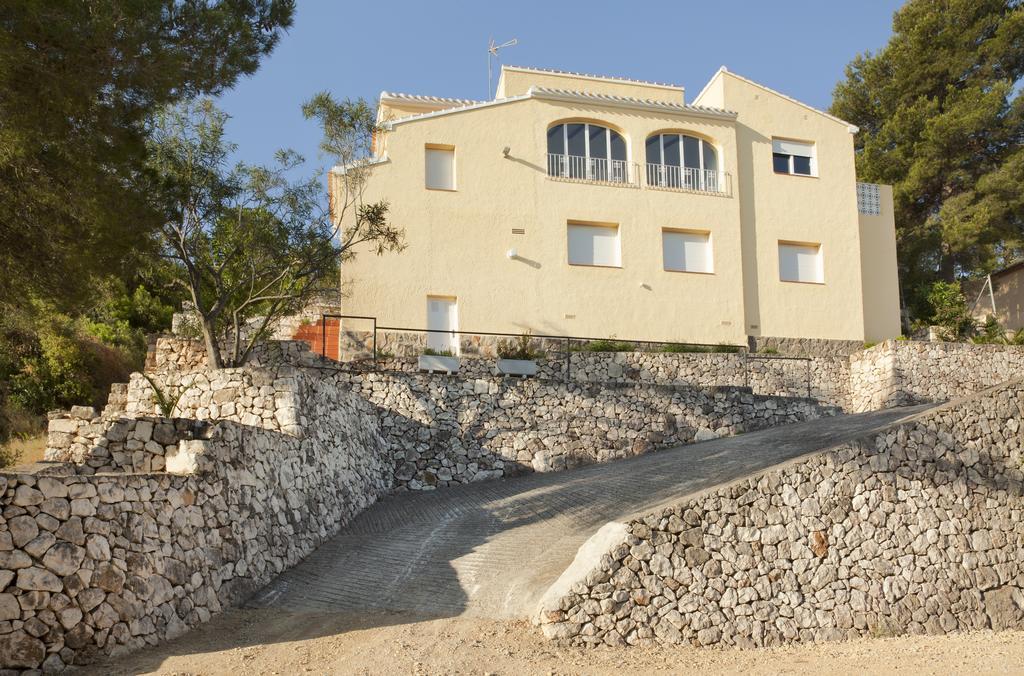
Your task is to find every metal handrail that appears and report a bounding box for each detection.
[320,314,814,396]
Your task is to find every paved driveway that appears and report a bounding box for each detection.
[247,406,929,620]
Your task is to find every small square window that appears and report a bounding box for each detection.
[567,222,620,268]
[778,242,823,284]
[662,229,713,274]
[772,139,816,177]
[425,145,455,190]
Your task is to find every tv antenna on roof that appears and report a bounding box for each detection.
[488,37,518,98]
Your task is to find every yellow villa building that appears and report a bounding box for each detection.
[331,65,901,352]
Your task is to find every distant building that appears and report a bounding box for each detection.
[967,261,1024,331]
[332,65,901,351]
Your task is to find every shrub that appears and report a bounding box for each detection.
[759,348,780,355]
[497,334,543,360]
[422,347,456,357]
[970,316,1007,344]
[925,280,975,340]
[576,339,635,353]
[662,342,742,354]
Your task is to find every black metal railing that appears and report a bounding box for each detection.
[318,314,814,397]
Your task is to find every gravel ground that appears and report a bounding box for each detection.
[86,609,1024,675]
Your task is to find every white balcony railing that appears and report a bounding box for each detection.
[547,153,638,186]
[645,164,730,196]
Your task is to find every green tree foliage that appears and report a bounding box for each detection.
[0,279,178,446]
[0,0,294,311]
[924,280,976,340]
[149,98,404,368]
[830,0,1024,318]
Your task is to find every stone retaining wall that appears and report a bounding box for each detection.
[849,340,1024,412]
[340,330,865,360]
[344,372,838,491]
[0,367,390,670]
[748,336,865,357]
[536,379,1024,648]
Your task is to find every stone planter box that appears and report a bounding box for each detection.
[418,355,461,374]
[497,358,538,377]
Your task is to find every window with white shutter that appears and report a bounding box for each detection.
[772,138,816,176]
[662,229,713,273]
[567,222,621,268]
[425,145,456,190]
[778,242,824,283]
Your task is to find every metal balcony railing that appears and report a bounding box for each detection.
[645,164,731,196]
[547,153,638,187]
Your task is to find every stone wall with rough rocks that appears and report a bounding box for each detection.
[342,371,838,491]
[535,379,1024,648]
[340,330,865,360]
[0,366,390,671]
[849,340,1024,412]
[748,336,866,357]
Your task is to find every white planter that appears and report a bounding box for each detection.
[418,355,461,374]
[497,358,538,377]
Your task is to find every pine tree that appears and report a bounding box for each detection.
[831,0,1024,318]
[0,1,294,310]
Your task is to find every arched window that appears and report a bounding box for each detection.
[547,123,628,183]
[645,133,719,192]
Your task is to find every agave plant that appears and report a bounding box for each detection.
[142,373,187,417]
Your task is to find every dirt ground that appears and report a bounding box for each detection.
[0,433,46,467]
[87,609,1024,675]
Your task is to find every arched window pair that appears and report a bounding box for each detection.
[547,123,628,183]
[645,133,719,191]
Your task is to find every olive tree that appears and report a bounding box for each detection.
[149,97,403,368]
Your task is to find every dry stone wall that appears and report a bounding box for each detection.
[344,372,838,491]
[339,352,852,408]
[850,340,1024,412]
[536,380,1024,648]
[0,367,390,671]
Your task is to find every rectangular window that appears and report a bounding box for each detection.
[662,229,713,274]
[567,222,620,268]
[425,145,455,190]
[772,138,816,176]
[778,242,823,283]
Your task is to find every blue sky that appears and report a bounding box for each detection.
[217,0,905,171]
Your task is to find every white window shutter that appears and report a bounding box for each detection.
[662,231,713,273]
[568,224,621,267]
[778,243,823,283]
[425,147,455,190]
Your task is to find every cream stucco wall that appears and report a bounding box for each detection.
[857,185,902,340]
[338,95,745,344]
[335,66,902,346]
[497,66,684,104]
[695,70,871,342]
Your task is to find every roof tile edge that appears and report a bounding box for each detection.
[501,64,684,91]
[694,67,859,133]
